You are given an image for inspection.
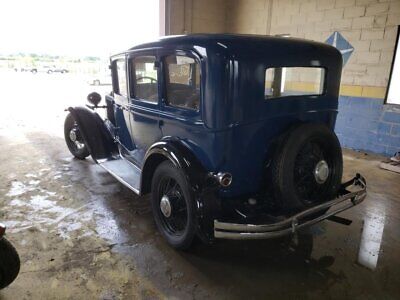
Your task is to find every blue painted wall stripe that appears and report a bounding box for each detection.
[335,96,400,156]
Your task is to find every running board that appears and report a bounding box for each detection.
[98,158,141,194]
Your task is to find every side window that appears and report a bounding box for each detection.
[115,59,127,97]
[265,67,325,99]
[131,56,159,103]
[164,55,200,110]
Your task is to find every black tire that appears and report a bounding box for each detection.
[270,123,343,212]
[64,113,90,159]
[0,238,20,289]
[151,161,196,250]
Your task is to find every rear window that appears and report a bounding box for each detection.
[265,67,325,99]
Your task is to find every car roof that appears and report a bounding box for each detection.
[125,33,340,61]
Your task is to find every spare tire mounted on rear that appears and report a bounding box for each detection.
[270,123,343,212]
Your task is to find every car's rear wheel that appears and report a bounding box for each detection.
[64,113,90,159]
[151,161,196,250]
[0,238,20,289]
[270,123,343,212]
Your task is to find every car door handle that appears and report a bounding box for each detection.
[158,119,164,126]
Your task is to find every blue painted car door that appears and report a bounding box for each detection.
[111,56,135,153]
[158,49,204,150]
[127,51,162,167]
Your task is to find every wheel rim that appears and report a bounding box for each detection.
[68,123,86,150]
[157,177,188,236]
[314,160,329,184]
[293,140,332,204]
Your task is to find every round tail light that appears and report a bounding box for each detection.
[217,172,232,187]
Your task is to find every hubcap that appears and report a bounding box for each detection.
[160,195,172,218]
[69,126,85,149]
[314,160,329,184]
[69,129,77,142]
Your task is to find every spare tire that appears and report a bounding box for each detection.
[270,123,343,212]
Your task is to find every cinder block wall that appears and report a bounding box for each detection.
[167,0,400,156]
[226,0,399,96]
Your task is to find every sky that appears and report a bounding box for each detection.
[0,0,159,57]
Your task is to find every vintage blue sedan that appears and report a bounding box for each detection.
[64,34,366,249]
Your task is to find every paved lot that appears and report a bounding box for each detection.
[0,71,399,299]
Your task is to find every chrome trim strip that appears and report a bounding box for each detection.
[214,174,366,240]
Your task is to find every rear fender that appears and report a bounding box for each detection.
[68,106,117,161]
[141,138,220,243]
[140,138,211,195]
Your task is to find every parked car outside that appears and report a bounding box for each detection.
[39,65,69,74]
[64,34,367,249]
[14,67,37,73]
[15,65,68,74]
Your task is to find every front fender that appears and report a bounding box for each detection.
[68,106,117,161]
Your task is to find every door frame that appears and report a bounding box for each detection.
[110,54,135,152]
[125,49,163,167]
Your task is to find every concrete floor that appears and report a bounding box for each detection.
[0,72,400,299]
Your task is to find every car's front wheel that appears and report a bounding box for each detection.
[151,161,196,250]
[64,113,90,159]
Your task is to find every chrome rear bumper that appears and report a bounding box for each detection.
[214,174,367,240]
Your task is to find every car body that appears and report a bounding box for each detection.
[64,34,366,248]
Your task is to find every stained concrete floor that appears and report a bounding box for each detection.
[0,72,400,299]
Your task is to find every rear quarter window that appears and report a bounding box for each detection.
[265,67,325,99]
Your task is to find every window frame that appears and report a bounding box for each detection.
[112,57,128,97]
[161,51,202,113]
[264,66,328,100]
[385,25,400,106]
[128,53,160,105]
